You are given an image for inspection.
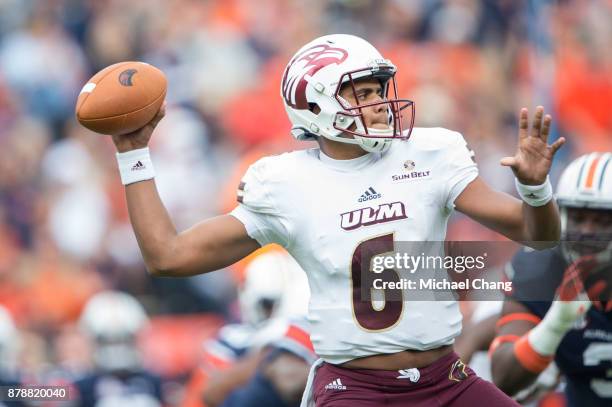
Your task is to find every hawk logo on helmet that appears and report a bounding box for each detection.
[281,44,348,110]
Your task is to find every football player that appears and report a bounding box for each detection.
[110,34,564,406]
[210,318,316,407]
[490,152,612,407]
[184,249,310,407]
[71,291,166,407]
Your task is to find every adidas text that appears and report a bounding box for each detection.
[325,378,347,391]
[358,187,382,202]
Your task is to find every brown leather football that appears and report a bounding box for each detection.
[75,61,167,135]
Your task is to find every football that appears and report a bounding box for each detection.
[75,61,167,135]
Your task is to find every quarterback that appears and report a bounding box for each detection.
[111,35,564,406]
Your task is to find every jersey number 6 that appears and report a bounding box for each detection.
[351,233,403,331]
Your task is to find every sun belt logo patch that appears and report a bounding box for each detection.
[281,44,348,110]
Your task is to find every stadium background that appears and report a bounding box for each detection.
[0,0,610,405]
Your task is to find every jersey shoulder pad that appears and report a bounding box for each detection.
[407,127,467,152]
[238,152,302,213]
[241,150,310,188]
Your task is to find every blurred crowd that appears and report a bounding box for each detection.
[0,0,610,405]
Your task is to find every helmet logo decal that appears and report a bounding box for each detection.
[282,44,348,109]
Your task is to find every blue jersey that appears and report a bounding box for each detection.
[509,247,612,407]
[72,369,164,407]
[220,319,316,407]
[220,355,296,407]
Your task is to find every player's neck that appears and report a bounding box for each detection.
[318,138,369,160]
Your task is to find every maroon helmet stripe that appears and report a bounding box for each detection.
[282,44,348,110]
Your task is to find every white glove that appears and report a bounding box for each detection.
[528,258,593,356]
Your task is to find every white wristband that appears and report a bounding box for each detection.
[116,147,155,185]
[515,176,553,207]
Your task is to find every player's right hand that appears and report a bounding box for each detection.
[111,102,166,153]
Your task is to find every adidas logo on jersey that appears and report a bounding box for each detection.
[358,187,381,202]
[325,378,347,391]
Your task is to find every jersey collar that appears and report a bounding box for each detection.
[317,149,381,172]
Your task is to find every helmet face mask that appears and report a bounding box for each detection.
[561,206,612,262]
[79,291,148,372]
[333,66,415,141]
[281,34,415,153]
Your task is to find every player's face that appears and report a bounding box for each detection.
[567,208,612,235]
[565,207,612,257]
[339,78,390,131]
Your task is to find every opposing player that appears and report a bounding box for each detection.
[71,291,166,407]
[183,249,310,407]
[111,34,564,406]
[491,153,612,407]
[212,317,316,407]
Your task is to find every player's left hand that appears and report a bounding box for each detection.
[500,106,565,185]
[569,247,612,304]
[549,258,593,329]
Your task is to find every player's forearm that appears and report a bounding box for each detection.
[455,178,557,246]
[203,349,266,407]
[484,194,560,248]
[491,344,539,396]
[521,200,560,247]
[124,179,179,275]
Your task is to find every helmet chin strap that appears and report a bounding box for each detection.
[350,108,394,152]
[358,138,392,153]
[366,126,394,137]
[356,124,394,153]
[323,129,393,154]
[324,106,394,153]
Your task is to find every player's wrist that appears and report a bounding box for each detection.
[526,317,567,356]
[524,299,589,357]
[115,143,148,153]
[515,176,553,207]
[511,312,565,373]
[111,135,150,153]
[513,334,554,374]
[116,147,155,185]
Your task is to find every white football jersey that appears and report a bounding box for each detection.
[231,127,478,364]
